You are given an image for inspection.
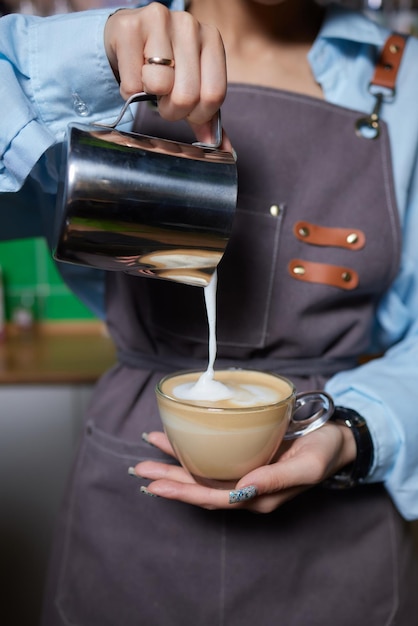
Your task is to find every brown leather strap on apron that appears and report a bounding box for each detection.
[355,33,407,139]
[288,259,359,290]
[371,33,407,92]
[293,221,366,250]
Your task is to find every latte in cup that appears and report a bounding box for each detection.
[156,369,296,488]
[155,272,333,488]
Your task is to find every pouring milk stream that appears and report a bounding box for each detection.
[172,271,281,407]
[172,270,234,401]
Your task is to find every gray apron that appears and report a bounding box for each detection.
[42,85,418,626]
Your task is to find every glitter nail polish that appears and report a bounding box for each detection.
[229,485,258,504]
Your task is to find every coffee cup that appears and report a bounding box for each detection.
[155,368,334,488]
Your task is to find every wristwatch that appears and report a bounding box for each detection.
[323,406,374,489]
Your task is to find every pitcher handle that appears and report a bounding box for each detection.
[284,391,334,440]
[95,91,223,149]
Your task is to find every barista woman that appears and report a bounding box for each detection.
[1,1,418,624]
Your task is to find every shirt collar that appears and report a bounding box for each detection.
[318,3,389,47]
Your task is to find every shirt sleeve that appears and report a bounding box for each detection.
[325,131,418,522]
[0,9,127,193]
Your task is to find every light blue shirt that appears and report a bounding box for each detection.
[1,1,418,519]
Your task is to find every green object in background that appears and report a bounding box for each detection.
[0,237,96,322]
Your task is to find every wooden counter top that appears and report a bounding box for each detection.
[0,323,116,385]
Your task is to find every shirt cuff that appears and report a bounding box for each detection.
[2,10,128,191]
[324,383,401,484]
[30,9,127,137]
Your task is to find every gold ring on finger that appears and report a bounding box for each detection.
[146,57,175,68]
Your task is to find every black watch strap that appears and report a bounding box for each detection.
[324,406,374,489]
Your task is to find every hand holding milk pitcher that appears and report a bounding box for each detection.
[54,6,236,287]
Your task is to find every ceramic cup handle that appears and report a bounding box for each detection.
[284,391,334,440]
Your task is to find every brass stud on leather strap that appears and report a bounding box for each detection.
[298,226,310,237]
[346,233,359,245]
[292,265,306,276]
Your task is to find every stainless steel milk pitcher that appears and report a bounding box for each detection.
[53,92,238,287]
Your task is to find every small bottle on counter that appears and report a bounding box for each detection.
[12,293,35,336]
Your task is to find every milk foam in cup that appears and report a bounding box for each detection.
[156,368,333,488]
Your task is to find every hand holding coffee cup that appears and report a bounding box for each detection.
[156,369,334,489]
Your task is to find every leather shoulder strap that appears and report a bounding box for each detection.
[371,33,407,92]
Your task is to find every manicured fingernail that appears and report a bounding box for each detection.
[140,486,159,498]
[229,485,258,504]
[231,147,238,162]
[128,466,139,478]
[142,432,154,445]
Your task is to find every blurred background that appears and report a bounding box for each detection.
[0,1,417,625]
[1,0,418,33]
[0,0,134,15]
